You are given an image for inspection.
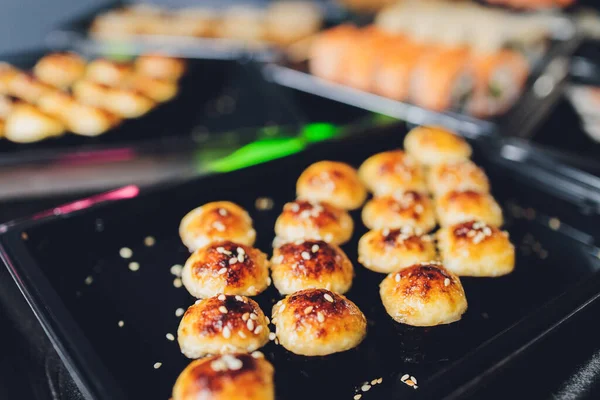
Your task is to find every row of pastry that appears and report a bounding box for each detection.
[0,52,185,142]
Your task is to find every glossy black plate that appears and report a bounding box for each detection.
[1,124,600,400]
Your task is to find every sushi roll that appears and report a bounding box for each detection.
[309,25,359,83]
[410,47,474,113]
[468,49,529,117]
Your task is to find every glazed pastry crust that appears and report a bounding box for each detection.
[427,160,490,198]
[437,221,515,277]
[172,354,275,400]
[404,126,472,167]
[274,200,354,245]
[436,190,503,227]
[296,161,367,210]
[271,239,354,294]
[358,227,437,273]
[358,150,427,196]
[180,201,256,252]
[178,295,270,358]
[361,191,437,232]
[182,241,270,298]
[272,289,366,356]
[380,262,468,326]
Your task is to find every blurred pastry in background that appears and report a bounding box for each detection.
[0,63,20,94]
[483,0,574,10]
[404,125,472,167]
[218,5,265,44]
[4,102,64,143]
[358,150,427,196]
[134,53,186,81]
[436,190,503,227]
[33,52,86,90]
[85,59,133,86]
[361,191,437,232]
[170,8,219,37]
[103,87,155,118]
[264,1,323,46]
[7,73,56,104]
[125,74,178,102]
[427,160,490,198]
[336,0,398,14]
[72,79,110,109]
[296,160,367,210]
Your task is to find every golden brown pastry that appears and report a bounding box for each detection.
[271,239,354,294]
[0,63,21,94]
[380,262,467,326]
[172,353,274,400]
[0,95,14,118]
[90,10,142,40]
[124,73,178,102]
[171,8,219,37]
[272,289,366,356]
[85,59,133,86]
[437,220,514,277]
[264,1,323,46]
[404,125,472,167]
[427,160,490,198]
[296,161,367,210]
[361,191,436,232]
[134,53,186,81]
[274,200,354,245]
[181,241,270,299]
[178,295,270,358]
[103,87,155,118]
[179,201,256,252]
[72,79,108,108]
[358,227,436,273]
[218,6,265,44]
[33,52,87,89]
[4,103,64,143]
[436,190,503,227]
[7,73,56,104]
[358,150,427,196]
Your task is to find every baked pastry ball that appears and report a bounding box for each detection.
[271,239,354,294]
[274,200,353,245]
[427,160,490,198]
[178,295,270,358]
[181,241,270,298]
[179,201,256,252]
[380,262,467,326]
[358,226,436,273]
[0,63,20,94]
[361,191,436,232]
[33,52,86,89]
[272,289,366,356]
[72,79,108,108]
[103,87,155,118]
[404,126,472,167]
[437,220,515,277]
[358,150,427,196]
[172,354,274,400]
[125,73,178,102]
[4,103,64,143]
[436,190,503,227]
[135,53,186,81]
[85,59,132,86]
[296,161,367,210]
[7,73,55,104]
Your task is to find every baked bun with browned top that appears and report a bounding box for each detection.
[296,161,367,210]
[135,53,186,81]
[180,201,256,252]
[7,73,56,104]
[271,239,354,294]
[361,191,436,232]
[437,220,515,277]
[358,150,427,196]
[358,226,436,273]
[436,190,503,227]
[33,52,86,89]
[178,295,270,358]
[85,59,132,86]
[380,262,467,326]
[272,288,366,356]
[427,160,490,198]
[404,126,472,167]
[181,241,270,298]
[4,102,64,143]
[274,200,353,245]
[172,353,274,400]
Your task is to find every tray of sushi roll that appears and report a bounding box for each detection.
[263,0,580,137]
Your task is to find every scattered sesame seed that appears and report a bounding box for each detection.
[219,306,228,314]
[254,326,263,335]
[173,278,182,288]
[411,376,417,384]
[301,251,311,260]
[255,197,274,211]
[549,218,561,230]
[170,264,183,276]
[153,362,162,369]
[175,308,185,317]
[324,293,334,303]
[377,378,383,384]
[118,320,124,327]
[279,304,286,312]
[235,295,244,302]
[222,326,231,339]
[311,244,320,253]
[401,374,409,382]
[354,395,362,400]
[21,232,29,240]
[247,319,255,331]
[237,247,245,255]
[317,312,325,323]
[251,351,264,358]
[361,384,371,392]
[237,254,244,263]
[144,236,155,247]
[218,267,228,275]
[269,332,277,341]
[166,333,175,341]
[218,294,226,301]
[242,313,250,321]
[129,262,140,272]
[84,276,93,285]
[395,273,401,283]
[218,208,228,216]
[238,331,247,338]
[304,306,314,314]
[213,221,226,232]
[119,247,133,259]
[227,357,243,370]
[229,257,238,265]
[444,278,450,286]
[371,379,378,385]
[250,313,258,320]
